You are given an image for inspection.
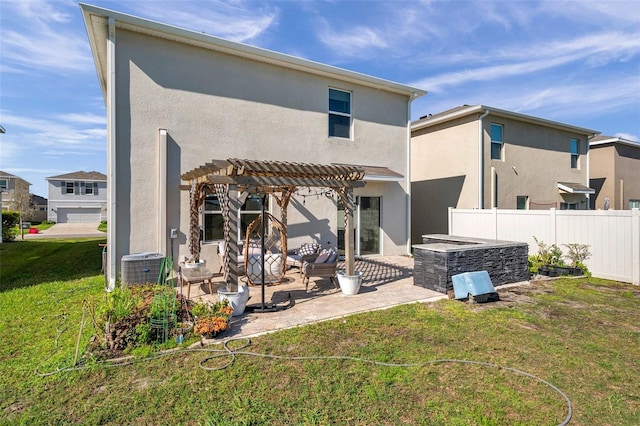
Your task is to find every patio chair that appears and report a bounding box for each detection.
[301,247,339,291]
[286,242,322,273]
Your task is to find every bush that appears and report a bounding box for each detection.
[1,210,20,242]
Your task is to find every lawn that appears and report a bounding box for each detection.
[1,237,639,425]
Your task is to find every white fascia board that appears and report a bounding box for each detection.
[79,3,427,99]
[590,137,640,149]
[558,182,595,194]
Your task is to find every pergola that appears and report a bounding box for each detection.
[180,158,366,292]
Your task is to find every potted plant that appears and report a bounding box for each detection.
[563,243,591,276]
[337,270,363,295]
[191,299,234,338]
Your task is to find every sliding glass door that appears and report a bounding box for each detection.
[337,196,381,256]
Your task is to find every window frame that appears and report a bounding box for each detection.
[328,88,352,139]
[0,179,7,190]
[490,123,504,160]
[570,138,580,169]
[203,193,270,243]
[629,200,640,209]
[65,182,75,194]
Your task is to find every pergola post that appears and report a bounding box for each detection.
[225,185,241,292]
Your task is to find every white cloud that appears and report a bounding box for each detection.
[127,1,279,43]
[615,132,640,142]
[0,1,93,74]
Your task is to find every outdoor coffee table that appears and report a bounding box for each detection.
[180,266,215,299]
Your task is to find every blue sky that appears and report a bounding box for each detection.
[1,0,639,198]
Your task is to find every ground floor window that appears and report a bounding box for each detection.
[630,200,640,209]
[560,202,579,210]
[516,196,528,210]
[203,194,268,242]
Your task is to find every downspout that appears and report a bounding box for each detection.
[478,109,490,209]
[158,129,167,254]
[406,93,414,256]
[586,133,596,210]
[107,16,117,291]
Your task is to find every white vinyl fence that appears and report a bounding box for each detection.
[448,207,640,285]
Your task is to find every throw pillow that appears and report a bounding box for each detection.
[326,250,338,264]
[298,243,316,256]
[314,249,331,263]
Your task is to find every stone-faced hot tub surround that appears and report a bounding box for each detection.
[413,234,529,294]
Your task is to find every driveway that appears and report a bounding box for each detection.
[25,223,106,239]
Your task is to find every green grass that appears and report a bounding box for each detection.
[1,238,639,424]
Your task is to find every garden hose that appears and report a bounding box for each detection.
[35,334,572,426]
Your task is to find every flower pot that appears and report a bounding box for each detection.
[337,270,363,295]
[218,285,250,316]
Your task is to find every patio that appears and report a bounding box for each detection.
[181,255,446,339]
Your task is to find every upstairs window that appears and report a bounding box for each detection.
[570,139,579,169]
[64,182,74,194]
[0,179,7,190]
[490,123,503,160]
[329,88,351,139]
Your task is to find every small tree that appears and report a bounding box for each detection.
[563,243,591,268]
[10,191,36,239]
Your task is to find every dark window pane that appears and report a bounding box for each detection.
[241,213,260,239]
[329,89,350,114]
[243,195,267,211]
[490,123,502,142]
[491,142,502,160]
[205,194,221,211]
[204,213,224,241]
[329,114,350,138]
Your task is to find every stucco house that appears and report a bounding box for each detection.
[46,171,107,223]
[589,135,640,210]
[80,4,426,286]
[410,105,599,241]
[0,170,31,212]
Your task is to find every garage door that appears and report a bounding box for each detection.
[57,208,101,223]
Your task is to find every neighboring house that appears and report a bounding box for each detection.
[46,171,107,223]
[80,4,426,284]
[0,170,31,211]
[410,105,599,241]
[29,194,48,223]
[589,135,640,210]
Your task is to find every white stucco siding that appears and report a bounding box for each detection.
[113,29,411,264]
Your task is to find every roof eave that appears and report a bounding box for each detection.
[79,3,427,100]
[412,104,600,136]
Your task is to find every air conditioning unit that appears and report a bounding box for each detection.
[121,252,165,285]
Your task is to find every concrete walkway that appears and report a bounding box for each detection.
[185,256,448,340]
[24,223,105,239]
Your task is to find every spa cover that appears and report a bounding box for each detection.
[452,271,499,302]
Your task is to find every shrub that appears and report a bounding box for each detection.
[563,243,591,268]
[532,236,565,267]
[1,210,20,242]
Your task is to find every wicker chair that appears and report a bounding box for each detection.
[286,242,322,274]
[301,248,338,291]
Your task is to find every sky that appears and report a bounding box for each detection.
[1,0,639,198]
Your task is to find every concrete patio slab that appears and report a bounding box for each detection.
[183,255,448,341]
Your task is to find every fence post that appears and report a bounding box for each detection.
[633,208,639,285]
[492,207,498,239]
[448,207,454,235]
[549,208,557,245]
